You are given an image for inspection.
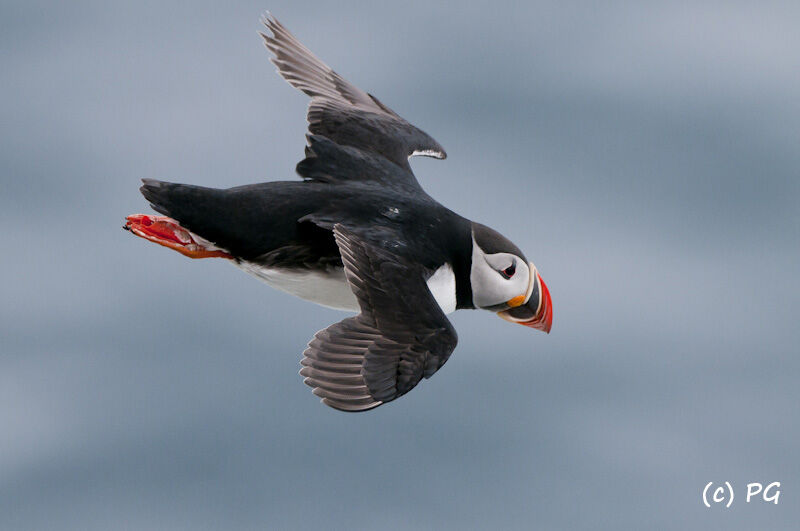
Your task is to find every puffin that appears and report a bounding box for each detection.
[124,15,552,411]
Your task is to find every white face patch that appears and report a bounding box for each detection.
[426,263,457,315]
[469,233,531,309]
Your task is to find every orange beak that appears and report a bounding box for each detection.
[497,267,552,333]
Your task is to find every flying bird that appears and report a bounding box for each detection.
[124,15,552,411]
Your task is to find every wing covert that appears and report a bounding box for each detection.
[260,15,446,170]
[300,225,457,411]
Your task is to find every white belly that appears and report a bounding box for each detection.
[235,262,359,311]
[234,261,457,315]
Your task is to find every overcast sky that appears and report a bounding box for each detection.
[2,1,799,529]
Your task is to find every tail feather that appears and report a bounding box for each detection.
[139,179,173,217]
[137,179,237,253]
[139,179,218,222]
[133,178,330,261]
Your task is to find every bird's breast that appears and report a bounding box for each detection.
[426,263,457,315]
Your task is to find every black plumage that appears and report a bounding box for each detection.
[260,16,446,169]
[301,226,457,411]
[128,15,538,411]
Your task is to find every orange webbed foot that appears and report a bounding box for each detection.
[124,214,232,259]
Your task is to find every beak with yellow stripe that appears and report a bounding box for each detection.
[497,262,552,333]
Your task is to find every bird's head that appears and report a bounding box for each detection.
[469,223,552,333]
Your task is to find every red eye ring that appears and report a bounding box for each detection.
[500,263,516,279]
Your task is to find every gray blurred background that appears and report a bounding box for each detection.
[2,1,798,529]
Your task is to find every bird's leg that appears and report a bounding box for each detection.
[124,214,232,259]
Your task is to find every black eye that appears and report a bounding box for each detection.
[500,262,516,279]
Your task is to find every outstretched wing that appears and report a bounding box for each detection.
[300,225,458,411]
[260,15,446,171]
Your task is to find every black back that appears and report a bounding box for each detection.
[139,15,476,308]
[140,175,473,305]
